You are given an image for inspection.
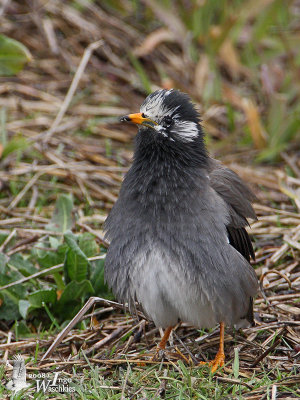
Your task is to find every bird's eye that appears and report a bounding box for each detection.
[164,116,172,126]
[141,113,146,118]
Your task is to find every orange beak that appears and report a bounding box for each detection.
[120,113,157,127]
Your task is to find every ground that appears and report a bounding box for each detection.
[0,1,299,399]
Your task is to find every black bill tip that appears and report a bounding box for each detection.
[120,115,130,122]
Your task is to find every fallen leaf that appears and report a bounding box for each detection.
[242,98,268,149]
[222,82,245,109]
[161,77,174,90]
[91,316,101,329]
[219,39,250,77]
[56,289,63,301]
[134,28,176,57]
[240,0,275,20]
[194,54,209,98]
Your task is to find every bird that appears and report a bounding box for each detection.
[104,89,258,372]
[6,354,29,393]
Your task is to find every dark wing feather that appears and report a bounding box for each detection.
[208,159,256,261]
[208,160,257,225]
[227,226,255,262]
[208,159,257,326]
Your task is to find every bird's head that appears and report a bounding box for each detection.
[120,89,202,143]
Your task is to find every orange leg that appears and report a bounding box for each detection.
[158,326,173,350]
[199,322,225,373]
[152,326,172,360]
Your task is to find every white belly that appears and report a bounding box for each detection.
[131,248,219,329]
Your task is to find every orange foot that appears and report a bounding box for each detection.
[151,348,163,361]
[199,350,225,373]
[151,327,173,361]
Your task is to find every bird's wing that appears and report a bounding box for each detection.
[208,159,257,326]
[208,159,257,262]
[226,225,255,262]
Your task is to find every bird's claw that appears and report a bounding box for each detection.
[199,350,225,373]
[151,348,165,361]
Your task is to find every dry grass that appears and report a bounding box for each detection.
[0,1,299,398]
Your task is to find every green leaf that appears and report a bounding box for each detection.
[19,299,33,319]
[49,236,60,249]
[78,233,99,257]
[0,253,7,274]
[0,288,23,320]
[13,320,31,337]
[90,258,113,299]
[55,280,94,321]
[28,289,57,308]
[2,137,29,159]
[58,280,94,305]
[32,243,68,269]
[0,232,8,246]
[9,253,36,276]
[0,34,31,76]
[64,232,90,282]
[47,194,74,233]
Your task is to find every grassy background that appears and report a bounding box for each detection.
[0,0,299,399]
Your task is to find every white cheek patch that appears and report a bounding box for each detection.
[171,120,199,142]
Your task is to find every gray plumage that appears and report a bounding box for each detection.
[104,89,258,330]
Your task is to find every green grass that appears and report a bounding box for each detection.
[103,0,300,161]
[2,357,299,399]
[1,1,299,399]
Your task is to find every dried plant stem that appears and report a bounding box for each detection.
[43,40,103,142]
